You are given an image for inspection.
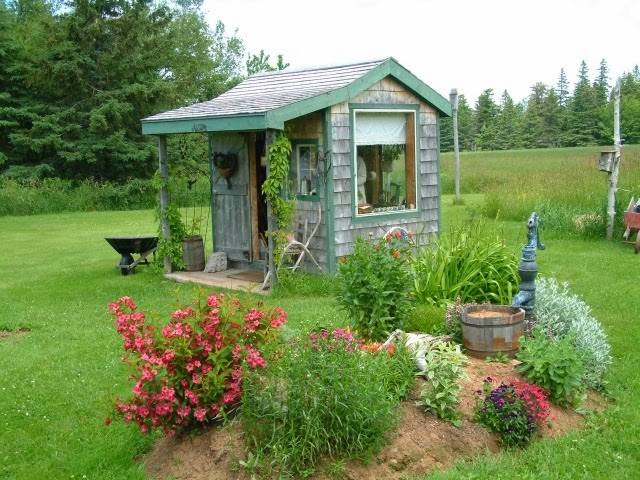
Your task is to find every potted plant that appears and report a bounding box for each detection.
[213,152,237,189]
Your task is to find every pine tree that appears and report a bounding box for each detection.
[494,90,522,150]
[562,61,600,146]
[557,68,570,107]
[1,0,246,181]
[474,89,498,150]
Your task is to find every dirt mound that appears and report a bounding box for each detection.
[145,357,604,480]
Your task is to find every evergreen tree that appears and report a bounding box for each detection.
[0,0,246,181]
[540,88,562,148]
[474,89,498,150]
[494,90,522,150]
[562,61,600,146]
[618,68,640,145]
[246,49,289,75]
[521,83,547,148]
[456,94,474,151]
[557,68,570,108]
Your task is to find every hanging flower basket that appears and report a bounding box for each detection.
[212,152,238,189]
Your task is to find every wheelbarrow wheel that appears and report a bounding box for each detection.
[635,234,640,254]
[119,254,135,275]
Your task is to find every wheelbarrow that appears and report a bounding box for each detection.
[622,197,640,254]
[105,236,158,275]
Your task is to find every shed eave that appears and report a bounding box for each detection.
[141,113,284,135]
[266,58,451,125]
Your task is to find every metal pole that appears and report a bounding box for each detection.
[158,135,172,273]
[449,89,460,202]
[607,78,622,240]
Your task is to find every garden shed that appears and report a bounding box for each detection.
[141,57,451,278]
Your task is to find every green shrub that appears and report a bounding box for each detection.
[416,342,468,426]
[336,234,414,341]
[534,277,612,390]
[515,327,584,406]
[0,177,156,216]
[412,222,519,306]
[241,328,414,477]
[405,303,447,333]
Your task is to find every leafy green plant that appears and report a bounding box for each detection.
[474,377,548,447]
[241,328,414,477]
[515,327,585,406]
[412,221,518,306]
[533,276,612,390]
[337,233,414,341]
[484,351,511,364]
[107,292,287,435]
[416,342,468,427]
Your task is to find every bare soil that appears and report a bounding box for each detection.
[145,357,605,480]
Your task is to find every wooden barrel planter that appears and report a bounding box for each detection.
[460,305,525,359]
[182,235,205,271]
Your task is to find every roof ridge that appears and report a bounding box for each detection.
[251,57,392,78]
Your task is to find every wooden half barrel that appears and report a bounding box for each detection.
[460,305,525,359]
[182,236,205,272]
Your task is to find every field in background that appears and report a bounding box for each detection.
[440,145,640,226]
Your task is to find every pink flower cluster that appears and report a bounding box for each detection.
[511,378,551,427]
[107,293,287,435]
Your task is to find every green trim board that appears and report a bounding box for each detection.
[142,114,282,135]
[266,59,451,128]
[141,58,450,136]
[323,108,336,273]
[350,209,422,225]
[436,113,442,237]
[290,138,320,200]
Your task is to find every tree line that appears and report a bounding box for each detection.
[441,61,640,153]
[0,0,284,183]
[1,1,639,184]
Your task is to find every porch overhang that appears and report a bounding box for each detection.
[141,113,285,135]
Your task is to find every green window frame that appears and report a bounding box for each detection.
[290,138,319,200]
[350,105,420,220]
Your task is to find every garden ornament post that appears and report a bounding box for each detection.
[511,212,546,318]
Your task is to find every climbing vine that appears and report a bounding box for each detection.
[262,131,295,229]
[262,131,296,270]
[152,172,187,271]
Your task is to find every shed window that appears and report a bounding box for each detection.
[353,110,417,215]
[291,140,318,198]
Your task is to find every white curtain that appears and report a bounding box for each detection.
[355,112,406,145]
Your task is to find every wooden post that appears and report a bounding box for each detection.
[265,130,277,289]
[607,78,622,240]
[207,132,216,252]
[158,134,172,273]
[449,89,460,202]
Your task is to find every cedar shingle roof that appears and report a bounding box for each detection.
[143,59,387,122]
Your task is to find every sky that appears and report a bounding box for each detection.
[202,0,639,106]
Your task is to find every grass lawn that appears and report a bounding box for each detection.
[1,188,640,478]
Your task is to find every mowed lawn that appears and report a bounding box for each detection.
[2,147,640,478]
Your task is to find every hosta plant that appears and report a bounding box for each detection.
[107,292,286,435]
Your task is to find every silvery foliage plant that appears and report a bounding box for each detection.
[534,276,612,390]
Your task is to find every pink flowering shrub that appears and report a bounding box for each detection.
[107,293,286,435]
